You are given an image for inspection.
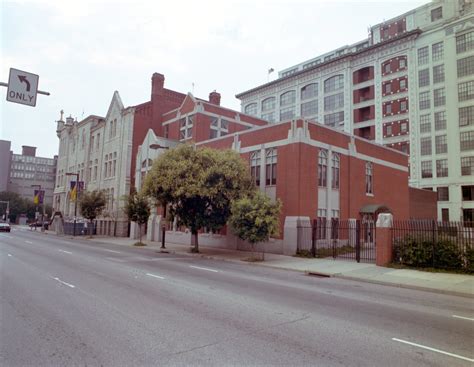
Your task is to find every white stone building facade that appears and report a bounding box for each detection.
[53,92,135,236]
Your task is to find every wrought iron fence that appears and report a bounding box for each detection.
[392,220,474,272]
[296,219,376,263]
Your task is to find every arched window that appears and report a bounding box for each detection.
[280,90,296,106]
[245,103,258,116]
[366,162,373,194]
[324,75,344,93]
[250,151,261,186]
[262,97,276,112]
[318,150,328,187]
[301,83,318,100]
[331,153,340,189]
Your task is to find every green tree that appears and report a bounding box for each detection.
[124,192,150,245]
[143,144,253,253]
[229,191,282,260]
[0,191,29,222]
[79,190,106,235]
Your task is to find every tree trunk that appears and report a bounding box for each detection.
[191,230,199,253]
[138,223,142,244]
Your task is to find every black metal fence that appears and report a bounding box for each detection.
[296,219,376,263]
[392,220,474,272]
[63,221,97,236]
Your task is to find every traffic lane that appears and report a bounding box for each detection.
[3,230,473,353]
[2,238,473,366]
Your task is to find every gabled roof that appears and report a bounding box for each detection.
[104,91,124,120]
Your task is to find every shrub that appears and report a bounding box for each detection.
[393,236,433,267]
[433,239,462,270]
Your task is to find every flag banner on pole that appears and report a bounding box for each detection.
[70,181,77,202]
[34,190,45,205]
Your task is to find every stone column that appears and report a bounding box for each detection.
[376,213,393,267]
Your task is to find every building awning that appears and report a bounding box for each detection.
[359,204,391,214]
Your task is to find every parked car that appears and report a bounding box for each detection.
[0,222,11,232]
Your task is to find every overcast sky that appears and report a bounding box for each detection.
[1,0,427,158]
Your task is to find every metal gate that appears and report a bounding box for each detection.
[296,219,376,263]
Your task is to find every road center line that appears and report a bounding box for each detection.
[146,273,165,280]
[452,315,474,321]
[189,265,219,273]
[25,240,33,244]
[102,249,122,254]
[392,338,474,363]
[8,254,12,257]
[52,277,76,289]
[58,249,72,254]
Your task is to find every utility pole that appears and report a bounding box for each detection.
[31,185,45,231]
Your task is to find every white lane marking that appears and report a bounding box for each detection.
[25,240,33,244]
[146,273,165,280]
[392,338,474,363]
[52,277,76,289]
[58,249,72,254]
[189,265,219,273]
[452,315,474,321]
[64,242,73,245]
[102,249,122,254]
[8,254,12,257]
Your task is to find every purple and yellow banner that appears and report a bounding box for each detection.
[33,190,44,205]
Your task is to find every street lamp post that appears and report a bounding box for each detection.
[149,143,169,249]
[31,184,45,232]
[66,172,80,236]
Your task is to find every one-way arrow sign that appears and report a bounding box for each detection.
[6,68,39,107]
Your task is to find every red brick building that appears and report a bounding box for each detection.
[136,73,416,226]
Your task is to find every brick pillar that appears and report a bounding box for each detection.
[376,213,393,267]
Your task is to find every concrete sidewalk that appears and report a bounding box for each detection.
[48,231,474,298]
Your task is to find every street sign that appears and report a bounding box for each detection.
[6,68,39,107]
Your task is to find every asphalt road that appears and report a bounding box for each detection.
[1,228,473,366]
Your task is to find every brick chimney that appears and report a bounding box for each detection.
[151,73,165,97]
[209,91,221,106]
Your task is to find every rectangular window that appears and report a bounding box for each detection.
[262,112,275,123]
[385,83,391,94]
[461,156,474,175]
[96,133,100,150]
[384,63,391,73]
[433,64,445,83]
[324,92,344,111]
[457,56,474,78]
[459,106,474,127]
[331,154,340,189]
[250,151,261,186]
[419,91,431,110]
[265,148,277,186]
[456,30,474,54]
[431,7,442,22]
[434,111,446,130]
[280,107,295,121]
[433,88,445,107]
[399,79,407,89]
[209,129,218,139]
[385,103,392,114]
[432,42,444,61]
[324,111,344,127]
[435,135,447,154]
[441,208,449,222]
[400,122,408,133]
[421,161,432,178]
[418,46,429,65]
[400,101,407,112]
[418,69,430,87]
[301,99,318,116]
[365,162,373,194]
[318,150,328,187]
[386,125,392,136]
[399,58,406,69]
[164,125,169,139]
[437,187,449,201]
[460,131,474,151]
[420,137,432,156]
[458,81,474,101]
[436,159,448,177]
[462,185,474,201]
[420,114,431,133]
